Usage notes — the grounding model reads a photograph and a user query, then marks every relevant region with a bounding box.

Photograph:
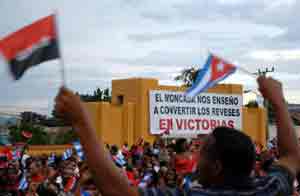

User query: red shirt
[126,171,139,186]
[175,154,197,175]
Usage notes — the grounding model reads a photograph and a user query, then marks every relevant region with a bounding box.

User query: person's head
[110,145,119,155]
[61,158,78,178]
[81,173,100,196]
[167,144,175,155]
[175,138,187,154]
[37,182,59,196]
[6,160,20,184]
[47,165,58,180]
[132,167,140,178]
[0,157,8,185]
[165,168,177,187]
[28,159,43,177]
[197,127,255,187]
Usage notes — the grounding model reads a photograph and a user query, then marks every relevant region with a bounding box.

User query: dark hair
[175,138,187,153]
[110,145,119,155]
[28,158,42,169]
[212,127,255,179]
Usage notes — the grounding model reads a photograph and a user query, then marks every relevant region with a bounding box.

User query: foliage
[79,87,111,102]
[245,100,259,108]
[174,67,200,87]
[41,116,68,127]
[51,87,111,119]
[9,123,79,145]
[9,123,51,145]
[292,113,300,126]
[54,130,78,145]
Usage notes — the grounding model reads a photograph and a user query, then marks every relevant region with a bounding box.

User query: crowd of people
[0,76,299,196]
[0,135,299,196]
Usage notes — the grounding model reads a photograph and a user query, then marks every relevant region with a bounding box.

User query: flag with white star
[186,54,237,97]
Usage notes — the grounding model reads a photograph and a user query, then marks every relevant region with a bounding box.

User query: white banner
[149,90,242,136]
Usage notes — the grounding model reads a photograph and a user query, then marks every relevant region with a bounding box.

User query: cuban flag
[81,190,91,196]
[186,54,237,97]
[112,153,126,167]
[138,173,153,188]
[48,153,56,165]
[62,149,73,160]
[18,175,28,190]
[73,141,84,161]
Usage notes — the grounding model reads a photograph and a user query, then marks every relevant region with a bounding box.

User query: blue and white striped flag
[73,141,84,161]
[62,149,73,160]
[18,175,28,190]
[48,153,56,165]
[138,173,152,188]
[114,155,126,166]
[81,190,91,196]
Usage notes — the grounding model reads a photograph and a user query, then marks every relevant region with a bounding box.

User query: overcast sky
[0,0,299,115]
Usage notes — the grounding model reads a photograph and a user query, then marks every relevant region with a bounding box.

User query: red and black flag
[0,14,60,80]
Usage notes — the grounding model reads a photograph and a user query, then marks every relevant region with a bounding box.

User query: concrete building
[85,78,267,147]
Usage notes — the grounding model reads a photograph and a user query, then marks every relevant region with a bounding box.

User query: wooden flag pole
[54,10,66,86]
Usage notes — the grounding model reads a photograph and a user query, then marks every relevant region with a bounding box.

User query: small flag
[186,54,236,97]
[18,175,28,190]
[73,141,84,161]
[62,149,73,160]
[182,176,192,192]
[112,154,126,167]
[138,173,153,188]
[136,138,144,146]
[64,176,77,192]
[12,150,21,161]
[48,153,56,165]
[81,190,92,196]
[0,14,59,80]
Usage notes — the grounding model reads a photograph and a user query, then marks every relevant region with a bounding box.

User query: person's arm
[257,76,300,175]
[55,87,139,196]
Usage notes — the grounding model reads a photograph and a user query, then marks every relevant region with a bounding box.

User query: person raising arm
[54,87,139,196]
[257,76,300,176]
[54,75,300,196]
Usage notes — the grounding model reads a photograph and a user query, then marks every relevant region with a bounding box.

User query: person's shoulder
[266,164,295,184]
[188,172,293,196]
[253,164,295,195]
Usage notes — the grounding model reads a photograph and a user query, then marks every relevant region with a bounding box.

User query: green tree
[95,88,103,100]
[79,87,111,102]
[9,123,51,145]
[174,67,200,87]
[50,87,111,125]
[245,100,259,108]
[103,88,111,102]
[54,130,78,144]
